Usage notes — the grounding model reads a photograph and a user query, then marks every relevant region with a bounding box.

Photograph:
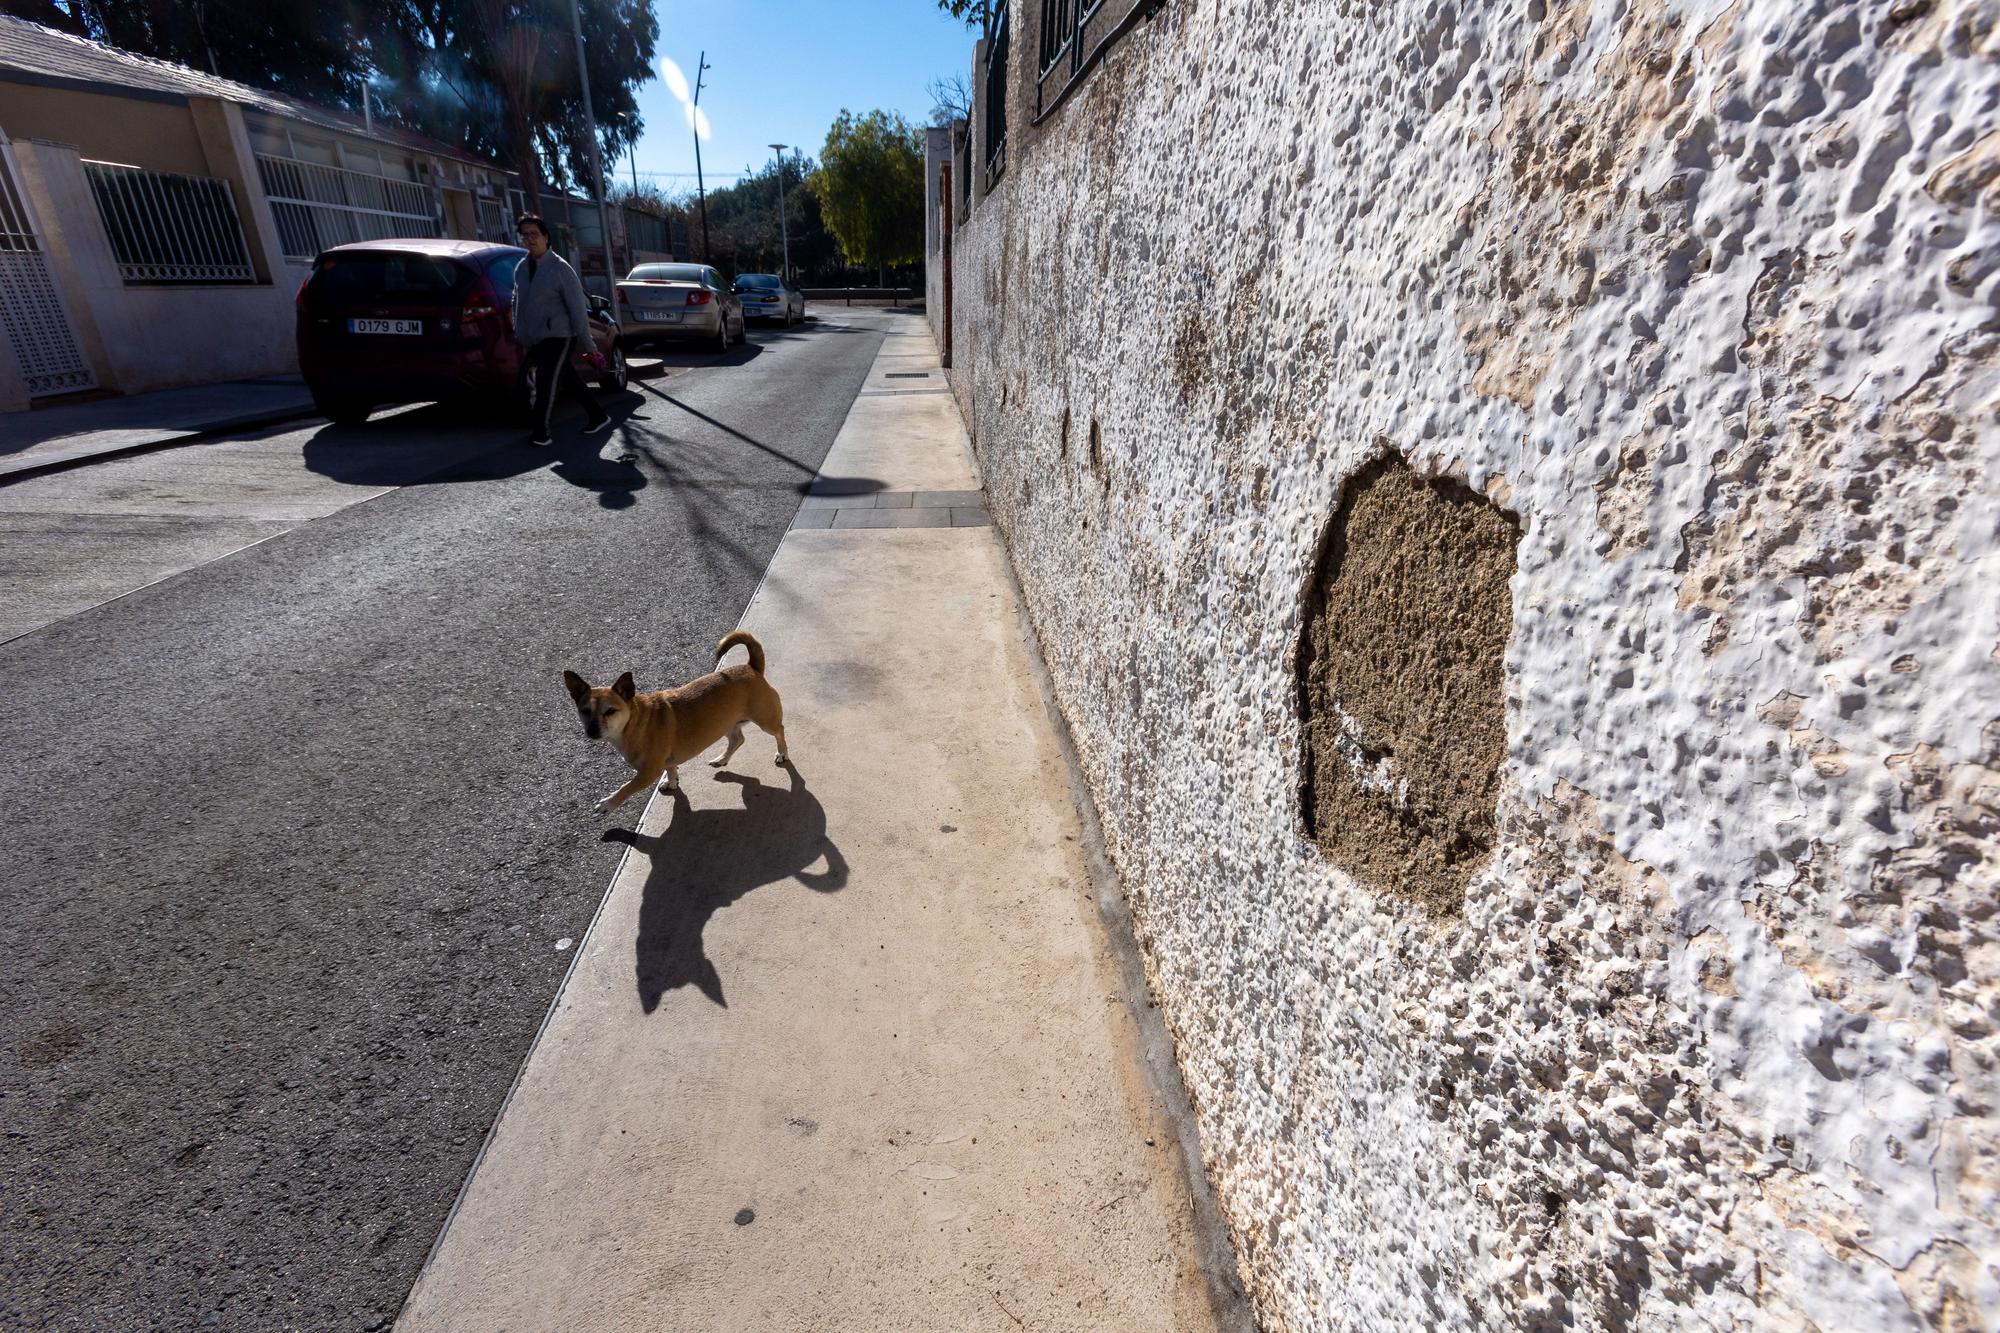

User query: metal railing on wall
[256,154,440,262]
[1033,0,1161,123]
[1038,0,1079,77]
[984,1,1011,187]
[82,160,256,285]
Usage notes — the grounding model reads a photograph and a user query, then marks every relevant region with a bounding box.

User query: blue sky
[617,1,979,195]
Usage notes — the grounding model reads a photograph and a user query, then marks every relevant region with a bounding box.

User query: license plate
[638,311,680,323]
[349,318,421,335]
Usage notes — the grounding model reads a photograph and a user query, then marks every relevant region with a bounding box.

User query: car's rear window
[309,253,476,304]
[628,264,705,283]
[487,254,523,294]
[736,274,781,289]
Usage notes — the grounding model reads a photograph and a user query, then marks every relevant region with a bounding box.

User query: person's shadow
[605,765,846,1012]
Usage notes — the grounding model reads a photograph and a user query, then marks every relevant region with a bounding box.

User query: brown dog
[562,630,789,814]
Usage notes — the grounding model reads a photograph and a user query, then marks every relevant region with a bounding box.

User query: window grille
[983,1,1011,187]
[82,161,256,284]
[476,196,511,244]
[256,153,440,262]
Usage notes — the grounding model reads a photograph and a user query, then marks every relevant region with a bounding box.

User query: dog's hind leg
[749,686,789,764]
[710,725,745,768]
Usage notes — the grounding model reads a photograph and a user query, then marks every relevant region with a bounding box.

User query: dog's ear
[562,670,589,702]
[612,671,636,701]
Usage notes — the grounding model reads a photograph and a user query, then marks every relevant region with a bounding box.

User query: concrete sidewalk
[399,313,1246,1331]
[0,376,320,483]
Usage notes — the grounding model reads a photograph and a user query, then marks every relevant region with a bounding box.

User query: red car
[296,239,627,426]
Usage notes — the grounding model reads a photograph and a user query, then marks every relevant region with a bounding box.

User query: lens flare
[660,57,690,104]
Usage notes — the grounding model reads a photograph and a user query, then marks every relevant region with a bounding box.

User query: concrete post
[187,98,286,287]
[970,38,991,209]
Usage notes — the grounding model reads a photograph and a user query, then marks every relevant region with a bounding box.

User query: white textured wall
[947,0,2000,1328]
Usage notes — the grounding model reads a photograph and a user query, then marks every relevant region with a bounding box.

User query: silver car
[732,273,806,326]
[613,262,744,351]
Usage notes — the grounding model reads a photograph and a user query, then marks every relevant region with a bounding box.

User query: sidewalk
[398,313,1247,1331]
[0,376,319,483]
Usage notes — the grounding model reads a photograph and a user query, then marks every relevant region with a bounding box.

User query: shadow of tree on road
[604,764,846,1012]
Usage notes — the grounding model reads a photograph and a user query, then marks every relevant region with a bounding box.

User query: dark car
[296,239,627,426]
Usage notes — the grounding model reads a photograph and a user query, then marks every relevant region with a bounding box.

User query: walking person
[512,214,612,445]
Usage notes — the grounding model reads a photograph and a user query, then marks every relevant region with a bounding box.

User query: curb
[0,403,324,486]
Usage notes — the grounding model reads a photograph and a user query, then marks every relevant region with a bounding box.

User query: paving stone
[829,507,952,529]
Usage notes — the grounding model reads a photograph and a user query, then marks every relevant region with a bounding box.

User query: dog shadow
[604,764,846,1012]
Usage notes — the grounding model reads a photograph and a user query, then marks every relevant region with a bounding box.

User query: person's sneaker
[582,416,613,436]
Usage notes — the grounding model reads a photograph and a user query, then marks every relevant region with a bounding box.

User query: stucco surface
[945,0,2000,1328]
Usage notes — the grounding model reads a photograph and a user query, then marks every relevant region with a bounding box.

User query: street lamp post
[615,109,639,197]
[692,52,711,262]
[768,143,790,282]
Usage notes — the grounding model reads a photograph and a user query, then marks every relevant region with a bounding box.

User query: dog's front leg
[657,764,681,794]
[595,763,664,815]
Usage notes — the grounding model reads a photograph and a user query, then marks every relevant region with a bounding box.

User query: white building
[0,15,519,407]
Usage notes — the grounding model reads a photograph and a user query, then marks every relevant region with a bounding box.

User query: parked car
[732,272,805,326]
[613,263,743,352]
[296,239,627,427]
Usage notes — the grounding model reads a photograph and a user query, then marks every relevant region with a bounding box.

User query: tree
[927,73,970,127]
[1,1,658,208]
[2,0,363,106]
[812,110,924,286]
[362,0,656,207]
[934,0,996,29]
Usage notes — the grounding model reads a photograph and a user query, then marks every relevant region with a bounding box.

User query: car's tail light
[294,277,310,308]
[686,289,712,306]
[616,287,629,305]
[461,281,500,323]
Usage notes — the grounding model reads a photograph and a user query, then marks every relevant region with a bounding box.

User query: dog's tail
[715,629,765,675]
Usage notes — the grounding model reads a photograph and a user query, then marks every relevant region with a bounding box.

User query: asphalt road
[0,316,885,1330]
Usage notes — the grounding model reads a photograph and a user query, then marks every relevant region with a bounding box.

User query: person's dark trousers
[526,336,608,441]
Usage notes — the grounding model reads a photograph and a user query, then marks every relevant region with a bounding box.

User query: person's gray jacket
[511,249,592,346]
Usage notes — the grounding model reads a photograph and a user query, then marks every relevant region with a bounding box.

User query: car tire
[600,342,628,391]
[313,393,371,427]
[715,315,730,354]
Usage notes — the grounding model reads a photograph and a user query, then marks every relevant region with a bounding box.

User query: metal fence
[256,153,439,261]
[624,207,669,255]
[1039,0,1077,75]
[1037,0,1105,111]
[984,1,1011,186]
[1,142,96,394]
[82,160,256,284]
